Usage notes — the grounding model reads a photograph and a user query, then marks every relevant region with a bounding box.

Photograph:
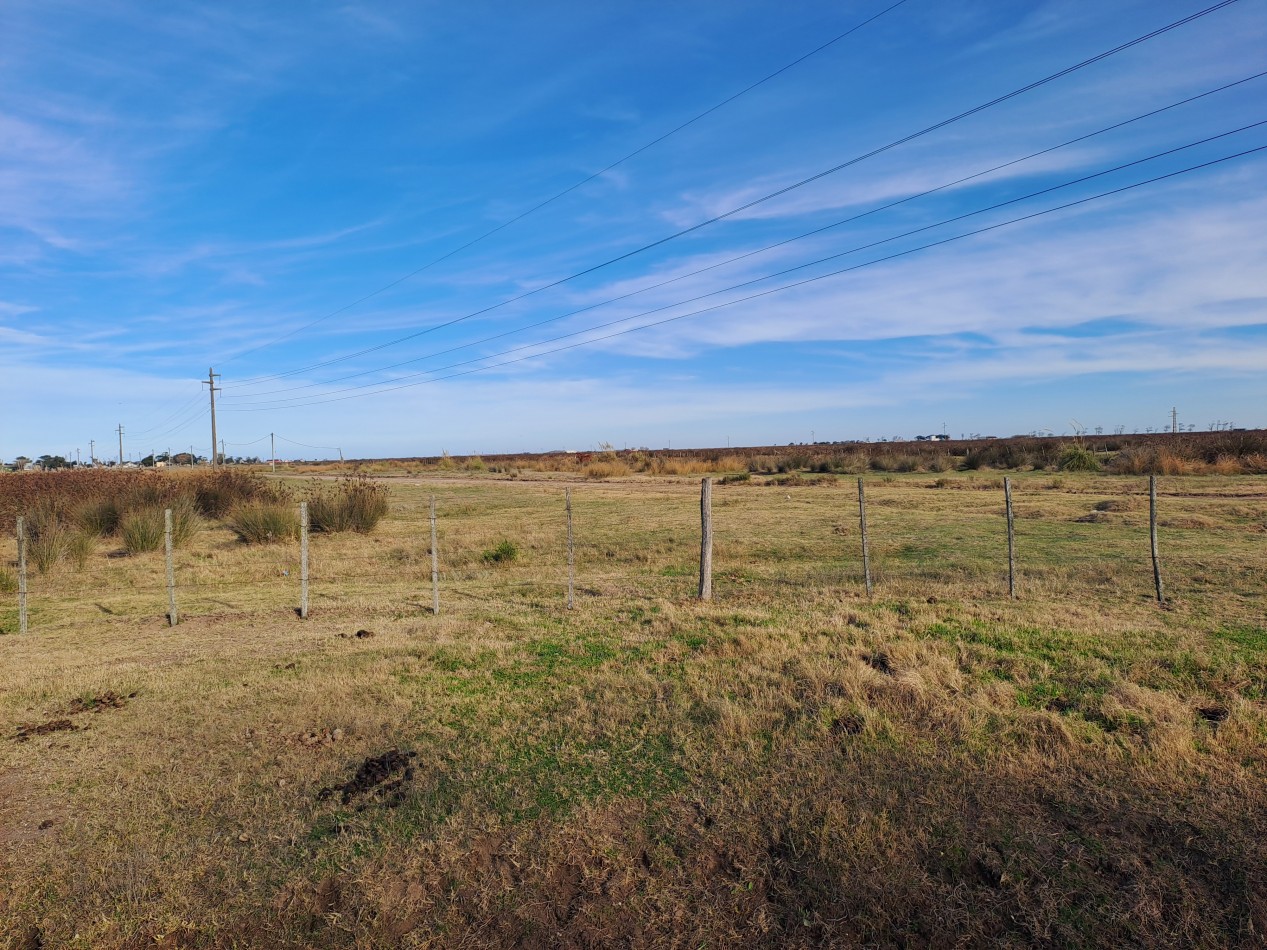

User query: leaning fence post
[164,508,178,626]
[1004,477,1017,599]
[857,479,873,598]
[299,501,310,619]
[16,516,28,634]
[698,477,713,601]
[565,488,575,610]
[429,495,440,616]
[1150,475,1164,605]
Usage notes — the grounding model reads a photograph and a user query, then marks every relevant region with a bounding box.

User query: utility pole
[1171,406,1178,434]
[271,433,276,473]
[89,440,95,465]
[202,368,221,466]
[117,424,125,465]
[220,438,226,465]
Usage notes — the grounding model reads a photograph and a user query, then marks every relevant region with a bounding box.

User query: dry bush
[585,460,631,479]
[182,468,284,518]
[228,501,300,544]
[72,498,120,537]
[307,476,390,533]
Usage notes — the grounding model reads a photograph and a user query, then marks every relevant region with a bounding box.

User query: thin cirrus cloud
[0,0,1265,459]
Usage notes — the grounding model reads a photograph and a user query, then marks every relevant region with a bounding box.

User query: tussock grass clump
[307,476,390,533]
[66,530,97,571]
[184,468,283,518]
[120,501,200,554]
[72,498,120,537]
[481,539,519,564]
[0,566,16,593]
[119,507,165,553]
[1059,445,1102,472]
[719,472,751,484]
[228,501,299,544]
[585,460,631,479]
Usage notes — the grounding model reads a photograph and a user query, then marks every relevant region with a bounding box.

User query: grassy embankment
[1,470,1265,947]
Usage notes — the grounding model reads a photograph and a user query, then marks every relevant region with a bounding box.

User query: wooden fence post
[299,501,310,619]
[698,477,713,601]
[165,508,178,626]
[857,479,873,598]
[1150,475,1164,605]
[429,495,440,616]
[1004,477,1016,599]
[565,488,575,610]
[16,516,28,634]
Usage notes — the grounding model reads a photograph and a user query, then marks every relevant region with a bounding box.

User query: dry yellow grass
[1,471,1265,947]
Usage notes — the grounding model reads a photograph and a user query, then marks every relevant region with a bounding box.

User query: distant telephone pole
[202,368,222,466]
[116,424,125,465]
[89,439,95,465]
[271,433,276,473]
[1171,406,1178,434]
[220,439,226,464]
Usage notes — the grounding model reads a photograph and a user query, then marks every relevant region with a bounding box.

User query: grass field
[2,470,1266,947]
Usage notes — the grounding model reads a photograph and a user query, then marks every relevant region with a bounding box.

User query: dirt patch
[14,719,80,742]
[862,651,894,676]
[1196,705,1229,725]
[318,749,416,807]
[290,727,345,748]
[65,690,135,714]
[1094,498,1143,513]
[338,629,376,639]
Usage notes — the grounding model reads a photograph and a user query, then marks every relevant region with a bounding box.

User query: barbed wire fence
[5,476,1265,634]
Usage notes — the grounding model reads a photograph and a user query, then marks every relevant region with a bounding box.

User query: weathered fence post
[299,501,310,619]
[164,508,178,626]
[1004,477,1016,599]
[698,477,713,601]
[1150,475,1164,605]
[429,494,440,616]
[16,516,28,634]
[565,488,575,610]
[857,478,873,598]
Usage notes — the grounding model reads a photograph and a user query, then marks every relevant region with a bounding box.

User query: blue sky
[2,0,1265,461]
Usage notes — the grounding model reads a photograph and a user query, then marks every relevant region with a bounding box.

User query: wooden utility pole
[89,439,95,465]
[117,424,125,465]
[698,478,713,601]
[202,368,221,466]
[271,433,276,473]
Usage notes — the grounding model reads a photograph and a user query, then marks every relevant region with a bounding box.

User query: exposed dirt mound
[66,690,135,714]
[318,749,416,807]
[14,720,79,742]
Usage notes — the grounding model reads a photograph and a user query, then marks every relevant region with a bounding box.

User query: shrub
[119,507,166,554]
[719,472,751,484]
[26,504,70,573]
[119,501,200,554]
[185,469,281,518]
[1058,445,1102,472]
[584,461,630,479]
[307,476,390,533]
[73,498,120,537]
[482,540,519,564]
[228,501,300,544]
[66,529,97,570]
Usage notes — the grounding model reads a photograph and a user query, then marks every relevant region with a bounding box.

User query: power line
[226,122,1267,406]
[224,70,1267,401]
[217,0,913,366]
[220,143,1267,413]
[224,0,1241,390]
